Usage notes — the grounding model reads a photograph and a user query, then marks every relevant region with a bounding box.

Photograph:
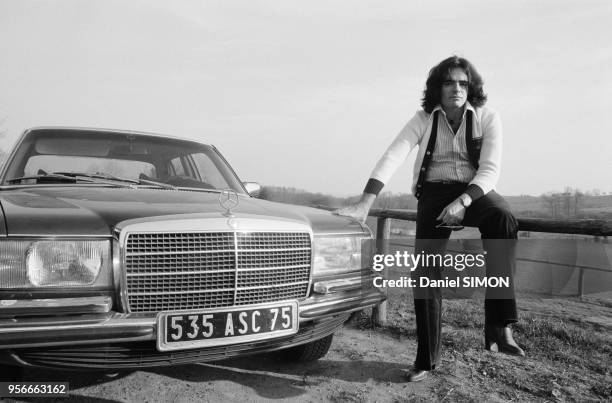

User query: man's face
[441,67,469,110]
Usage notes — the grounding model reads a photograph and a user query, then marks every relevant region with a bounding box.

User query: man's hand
[333,203,369,223]
[333,193,375,223]
[436,198,466,225]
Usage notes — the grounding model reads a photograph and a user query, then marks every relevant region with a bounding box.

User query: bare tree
[541,188,584,218]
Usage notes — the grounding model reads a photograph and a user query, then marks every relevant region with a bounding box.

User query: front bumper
[4,314,350,369]
[0,276,384,358]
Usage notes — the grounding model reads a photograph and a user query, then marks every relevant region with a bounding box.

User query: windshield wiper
[6,173,97,184]
[6,172,138,188]
[55,171,177,190]
[48,171,143,188]
[136,178,177,190]
[52,172,140,184]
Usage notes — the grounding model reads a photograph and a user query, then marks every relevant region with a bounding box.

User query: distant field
[506,194,612,218]
[262,186,612,220]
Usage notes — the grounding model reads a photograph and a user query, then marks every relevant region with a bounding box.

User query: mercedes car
[0,127,384,371]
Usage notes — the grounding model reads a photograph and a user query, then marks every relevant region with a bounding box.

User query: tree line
[260,186,612,220]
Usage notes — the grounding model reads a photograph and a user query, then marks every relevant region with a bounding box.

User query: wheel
[280,334,333,362]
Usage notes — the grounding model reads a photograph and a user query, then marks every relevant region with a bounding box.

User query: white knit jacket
[369,103,503,196]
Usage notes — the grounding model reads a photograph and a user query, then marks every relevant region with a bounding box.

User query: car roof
[23,126,212,147]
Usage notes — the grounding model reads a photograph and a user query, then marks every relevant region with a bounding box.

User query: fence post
[577,268,584,299]
[372,216,390,325]
[578,235,600,299]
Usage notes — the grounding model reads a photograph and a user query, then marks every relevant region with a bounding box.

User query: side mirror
[243,182,261,198]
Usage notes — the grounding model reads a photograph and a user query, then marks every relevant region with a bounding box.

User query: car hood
[0,186,366,236]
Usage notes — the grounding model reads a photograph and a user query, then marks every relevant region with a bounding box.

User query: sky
[0,0,611,197]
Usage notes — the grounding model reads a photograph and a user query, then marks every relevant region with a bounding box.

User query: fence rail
[313,205,612,325]
[369,209,612,236]
[366,208,612,325]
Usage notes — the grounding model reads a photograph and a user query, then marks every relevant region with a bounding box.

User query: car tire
[0,365,24,381]
[280,334,333,362]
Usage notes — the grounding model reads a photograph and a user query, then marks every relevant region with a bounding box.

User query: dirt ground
[3,326,461,403]
[3,296,611,402]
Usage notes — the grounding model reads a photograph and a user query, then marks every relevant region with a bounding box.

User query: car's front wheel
[0,365,24,381]
[279,334,333,362]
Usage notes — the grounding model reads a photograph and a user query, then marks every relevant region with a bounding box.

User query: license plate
[156,301,299,351]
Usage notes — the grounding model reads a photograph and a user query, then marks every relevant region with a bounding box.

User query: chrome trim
[118,247,310,256]
[0,315,155,349]
[0,184,250,195]
[156,300,299,352]
[116,216,314,313]
[313,232,373,237]
[237,264,309,272]
[218,189,240,217]
[299,288,385,320]
[237,281,309,291]
[0,296,112,314]
[4,315,346,369]
[0,234,114,239]
[233,228,239,305]
[0,313,153,333]
[238,247,311,252]
[313,277,363,294]
[124,249,238,256]
[113,237,129,313]
[127,269,235,276]
[116,216,314,234]
[308,231,314,299]
[129,289,234,296]
[0,288,385,349]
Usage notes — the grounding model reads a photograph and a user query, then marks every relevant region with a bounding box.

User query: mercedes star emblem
[219,189,239,217]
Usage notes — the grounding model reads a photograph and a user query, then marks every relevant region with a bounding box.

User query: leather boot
[402,368,430,382]
[485,325,525,357]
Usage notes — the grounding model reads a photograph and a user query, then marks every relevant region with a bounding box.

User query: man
[335,55,524,382]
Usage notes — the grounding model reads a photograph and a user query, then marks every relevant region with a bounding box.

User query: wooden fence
[367,209,612,325]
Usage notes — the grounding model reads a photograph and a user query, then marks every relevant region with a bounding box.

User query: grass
[348,290,612,401]
[515,314,611,375]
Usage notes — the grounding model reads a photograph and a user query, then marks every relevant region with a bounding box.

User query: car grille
[124,231,311,312]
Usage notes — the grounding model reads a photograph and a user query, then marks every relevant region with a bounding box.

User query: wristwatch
[458,194,472,208]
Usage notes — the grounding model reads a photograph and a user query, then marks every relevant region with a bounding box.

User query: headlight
[313,235,372,276]
[0,239,111,288]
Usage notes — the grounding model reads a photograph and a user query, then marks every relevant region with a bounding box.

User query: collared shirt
[424,105,477,183]
[367,102,503,197]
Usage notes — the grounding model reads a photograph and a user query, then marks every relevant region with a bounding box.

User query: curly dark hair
[421,56,487,113]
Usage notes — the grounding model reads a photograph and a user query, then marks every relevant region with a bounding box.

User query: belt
[425,180,468,185]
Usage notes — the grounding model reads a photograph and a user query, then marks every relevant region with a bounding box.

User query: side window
[169,157,186,176]
[191,153,231,189]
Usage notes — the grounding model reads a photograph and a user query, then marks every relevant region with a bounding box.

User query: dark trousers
[412,182,518,370]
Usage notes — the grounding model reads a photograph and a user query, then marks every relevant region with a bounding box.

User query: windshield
[24,156,157,179]
[1,129,246,194]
